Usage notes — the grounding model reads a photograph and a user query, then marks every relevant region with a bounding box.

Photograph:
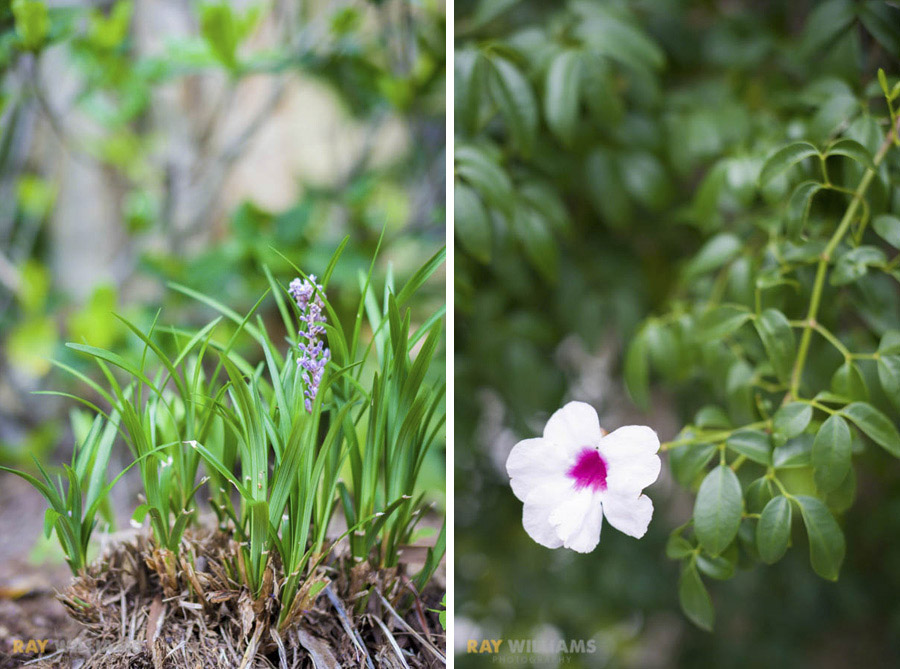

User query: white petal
[543,401,602,455]
[507,437,571,502]
[549,488,604,553]
[598,425,661,496]
[601,492,654,539]
[521,481,572,549]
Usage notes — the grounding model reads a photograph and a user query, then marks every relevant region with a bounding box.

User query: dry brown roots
[30,530,445,668]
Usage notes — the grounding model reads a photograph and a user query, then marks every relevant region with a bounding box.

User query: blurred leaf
[455,144,514,215]
[826,138,875,171]
[873,214,900,249]
[858,1,900,56]
[8,316,57,378]
[12,0,49,50]
[754,309,796,384]
[585,150,631,228]
[17,174,56,219]
[679,561,714,631]
[684,233,741,279]
[786,181,823,239]
[759,142,819,186]
[573,5,665,72]
[623,329,650,410]
[454,182,492,263]
[516,203,557,281]
[800,0,856,57]
[486,54,538,155]
[200,2,241,69]
[696,306,752,343]
[17,260,50,314]
[68,284,118,349]
[544,50,582,147]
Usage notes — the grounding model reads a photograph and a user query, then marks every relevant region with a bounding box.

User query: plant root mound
[26,529,444,668]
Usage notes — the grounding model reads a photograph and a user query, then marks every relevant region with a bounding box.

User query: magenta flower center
[567,447,608,492]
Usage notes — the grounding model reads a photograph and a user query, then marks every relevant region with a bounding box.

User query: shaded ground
[0,477,79,667]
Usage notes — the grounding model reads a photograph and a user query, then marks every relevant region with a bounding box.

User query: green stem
[789,120,898,398]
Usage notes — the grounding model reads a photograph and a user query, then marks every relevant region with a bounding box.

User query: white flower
[506,401,661,553]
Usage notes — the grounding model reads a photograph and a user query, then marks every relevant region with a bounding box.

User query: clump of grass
[1,238,446,663]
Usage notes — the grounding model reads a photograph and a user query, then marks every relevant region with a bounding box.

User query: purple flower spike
[289,275,330,412]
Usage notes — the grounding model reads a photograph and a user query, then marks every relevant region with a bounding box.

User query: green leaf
[877,348,900,411]
[678,562,714,631]
[669,442,716,487]
[697,553,735,580]
[8,316,58,378]
[800,0,856,56]
[754,309,796,384]
[585,151,631,228]
[746,477,775,513]
[759,142,820,186]
[725,430,772,465]
[544,50,582,147]
[487,54,538,155]
[694,465,743,556]
[694,406,732,430]
[786,181,823,238]
[455,144,514,214]
[826,138,876,171]
[574,8,665,72]
[773,403,813,440]
[757,495,792,564]
[831,361,868,402]
[468,0,520,29]
[795,495,845,581]
[773,434,814,469]
[695,306,753,343]
[12,0,49,50]
[873,214,900,249]
[878,68,890,99]
[455,50,488,136]
[841,402,900,458]
[454,182,492,263]
[859,1,900,57]
[581,56,623,126]
[666,534,694,559]
[623,330,650,410]
[684,233,742,279]
[831,246,885,287]
[516,204,557,282]
[812,414,852,493]
[200,3,240,69]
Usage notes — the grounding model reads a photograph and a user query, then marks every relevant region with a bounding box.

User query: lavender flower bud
[290,275,330,412]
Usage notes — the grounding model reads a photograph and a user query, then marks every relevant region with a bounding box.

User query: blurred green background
[454,0,900,667]
[0,0,445,558]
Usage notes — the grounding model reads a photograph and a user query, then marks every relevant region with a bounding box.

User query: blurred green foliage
[0,0,445,506]
[455,0,900,666]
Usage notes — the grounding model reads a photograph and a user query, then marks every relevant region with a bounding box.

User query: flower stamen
[567,447,608,492]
